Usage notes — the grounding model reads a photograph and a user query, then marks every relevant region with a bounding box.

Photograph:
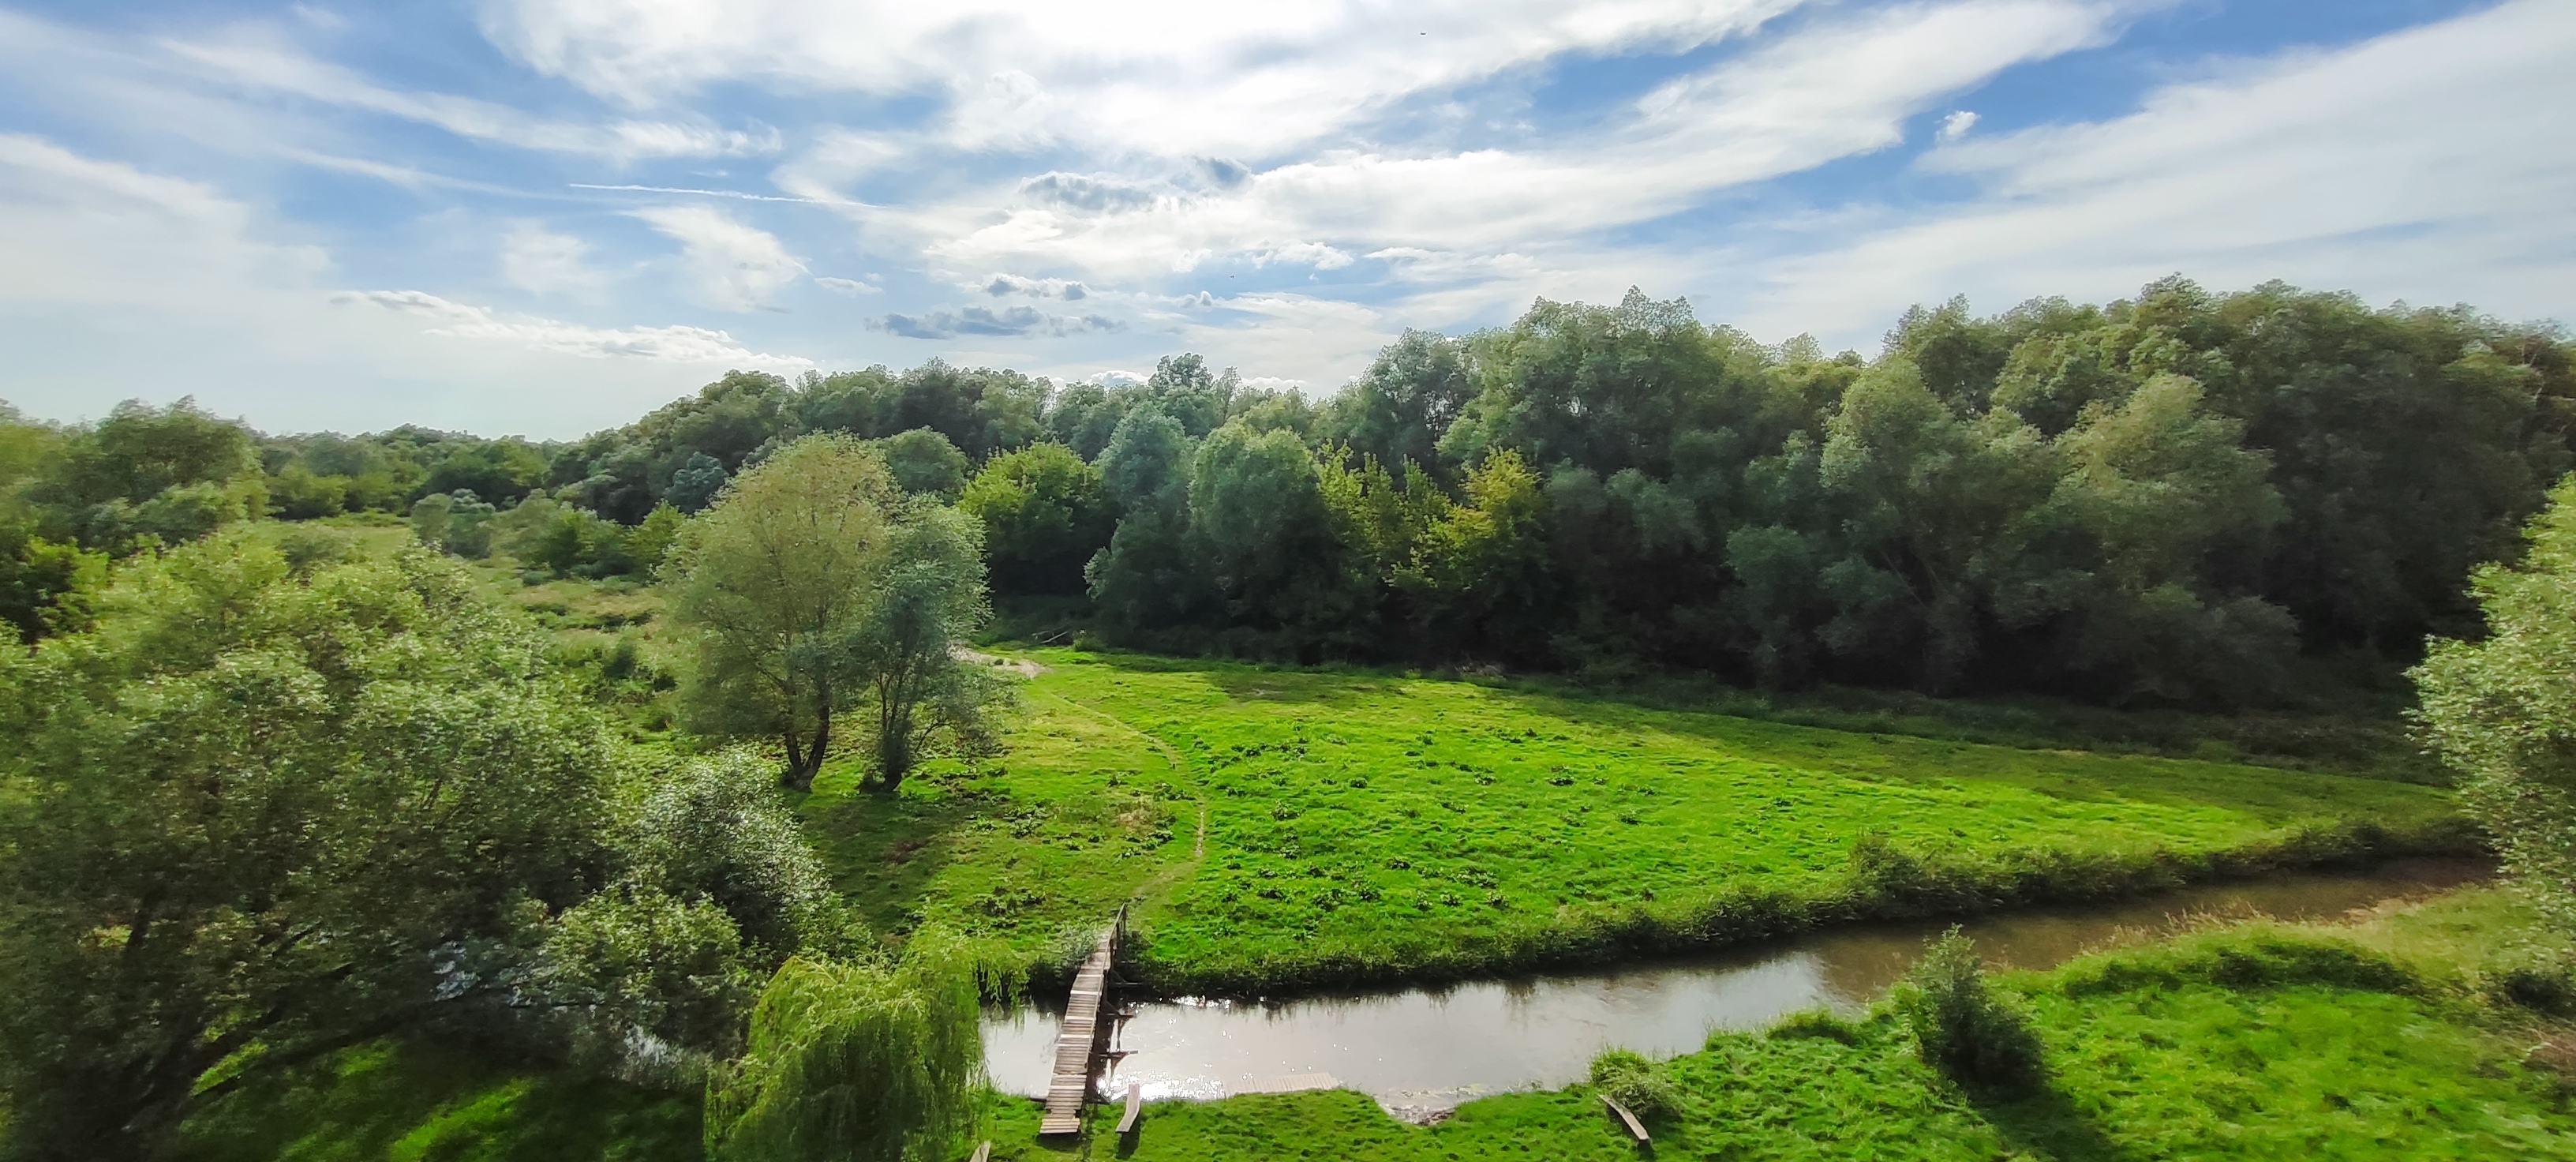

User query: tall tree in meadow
[668,435,902,789]
[840,504,1006,791]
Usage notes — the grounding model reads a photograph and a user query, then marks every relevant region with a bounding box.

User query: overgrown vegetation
[702,935,987,1162]
[1895,928,2047,1091]
[0,532,848,1159]
[2416,475,2576,928]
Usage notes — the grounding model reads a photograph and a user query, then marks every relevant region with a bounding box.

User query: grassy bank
[169,890,2574,1161]
[810,649,2466,993]
[977,887,2576,1161]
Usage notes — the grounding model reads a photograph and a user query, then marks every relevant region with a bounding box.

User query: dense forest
[5,276,2570,708]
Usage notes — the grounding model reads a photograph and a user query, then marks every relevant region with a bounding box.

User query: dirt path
[956,647,1047,678]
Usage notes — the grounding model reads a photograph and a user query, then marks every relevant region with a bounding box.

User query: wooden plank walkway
[1038,909,1125,1136]
[1602,1095,1650,1144]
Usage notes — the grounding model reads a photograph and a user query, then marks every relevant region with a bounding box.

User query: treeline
[5,276,2570,705]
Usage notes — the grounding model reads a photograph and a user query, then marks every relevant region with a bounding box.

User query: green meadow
[807,649,2463,992]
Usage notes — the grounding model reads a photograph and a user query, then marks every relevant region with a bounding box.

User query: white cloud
[630,204,807,310]
[0,133,794,436]
[899,0,2117,287]
[1936,110,1978,141]
[485,0,1806,156]
[339,289,813,365]
[1728,0,2576,343]
[814,276,882,294]
[1253,242,1354,271]
[159,26,778,159]
[500,223,604,295]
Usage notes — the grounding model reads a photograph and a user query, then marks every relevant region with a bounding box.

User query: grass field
[808,649,2466,991]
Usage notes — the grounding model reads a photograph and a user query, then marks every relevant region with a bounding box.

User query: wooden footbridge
[1038,906,1126,1136]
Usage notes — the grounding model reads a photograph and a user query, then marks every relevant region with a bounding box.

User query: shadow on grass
[1968,1082,2132,1162]
[803,782,990,935]
[175,1039,700,1162]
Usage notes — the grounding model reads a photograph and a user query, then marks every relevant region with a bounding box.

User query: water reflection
[981,859,2485,1110]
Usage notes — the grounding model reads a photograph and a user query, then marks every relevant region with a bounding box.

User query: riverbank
[976,884,2576,1160]
[982,858,2490,1109]
[808,649,2469,996]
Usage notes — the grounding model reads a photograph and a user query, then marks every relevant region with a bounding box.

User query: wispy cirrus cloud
[340,289,812,365]
[1726,0,2576,343]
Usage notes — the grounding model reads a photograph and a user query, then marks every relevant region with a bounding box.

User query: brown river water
[980,858,2488,1113]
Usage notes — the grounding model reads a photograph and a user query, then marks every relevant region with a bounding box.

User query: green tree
[0,532,814,1160]
[959,442,1117,596]
[1320,330,1479,480]
[627,502,687,579]
[0,524,103,644]
[871,428,972,499]
[1189,422,1348,643]
[703,933,986,1162]
[667,435,902,789]
[1401,450,1553,661]
[668,452,732,514]
[839,504,1006,790]
[2415,476,2576,924]
[1087,408,1210,635]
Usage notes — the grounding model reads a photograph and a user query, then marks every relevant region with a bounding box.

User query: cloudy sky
[0,0,2567,438]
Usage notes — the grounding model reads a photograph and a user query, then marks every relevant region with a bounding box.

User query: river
[980,858,2487,1115]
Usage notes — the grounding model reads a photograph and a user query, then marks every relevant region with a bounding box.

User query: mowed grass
[975,891,2576,1162]
[810,649,2462,991]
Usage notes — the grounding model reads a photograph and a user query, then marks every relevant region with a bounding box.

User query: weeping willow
[705,929,994,1161]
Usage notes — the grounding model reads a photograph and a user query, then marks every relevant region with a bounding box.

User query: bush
[1765,1008,1861,1044]
[2487,949,2576,1016]
[1893,928,2046,1092]
[1587,1048,1679,1120]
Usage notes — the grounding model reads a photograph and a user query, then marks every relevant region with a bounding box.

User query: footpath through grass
[810,650,2463,991]
[974,886,2576,1162]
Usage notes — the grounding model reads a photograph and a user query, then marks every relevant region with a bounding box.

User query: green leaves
[0,532,844,1158]
[2415,475,2576,926]
[704,933,987,1162]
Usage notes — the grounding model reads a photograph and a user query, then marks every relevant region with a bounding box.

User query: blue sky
[0,0,2565,438]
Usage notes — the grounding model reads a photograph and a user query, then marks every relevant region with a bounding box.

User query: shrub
[1765,1008,1861,1044]
[2487,949,2576,1016]
[1893,928,2046,1092]
[1588,1048,1679,1120]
